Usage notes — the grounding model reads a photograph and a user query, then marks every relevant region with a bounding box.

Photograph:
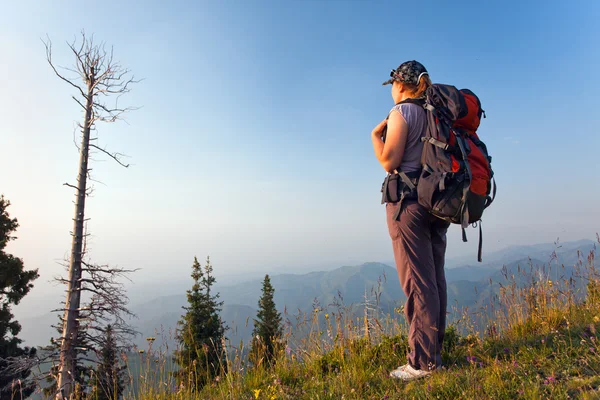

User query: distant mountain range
[19,239,596,351]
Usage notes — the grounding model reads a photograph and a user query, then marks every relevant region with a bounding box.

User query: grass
[33,242,600,400]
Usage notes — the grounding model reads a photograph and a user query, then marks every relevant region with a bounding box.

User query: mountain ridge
[17,239,596,349]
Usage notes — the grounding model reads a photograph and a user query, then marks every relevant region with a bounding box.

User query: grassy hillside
[114,243,600,400]
[20,240,599,399]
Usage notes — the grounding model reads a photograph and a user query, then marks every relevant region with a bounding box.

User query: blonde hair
[402,74,432,99]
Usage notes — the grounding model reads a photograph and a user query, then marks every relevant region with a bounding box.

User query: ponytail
[403,74,432,99]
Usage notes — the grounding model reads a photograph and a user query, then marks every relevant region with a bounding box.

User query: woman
[371,60,450,381]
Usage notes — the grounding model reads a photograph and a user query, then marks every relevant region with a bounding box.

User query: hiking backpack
[417,84,496,262]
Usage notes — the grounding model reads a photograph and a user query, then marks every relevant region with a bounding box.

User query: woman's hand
[371,118,388,138]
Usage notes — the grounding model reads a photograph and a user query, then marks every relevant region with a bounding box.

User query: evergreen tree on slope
[250,274,283,367]
[0,195,39,400]
[174,256,227,390]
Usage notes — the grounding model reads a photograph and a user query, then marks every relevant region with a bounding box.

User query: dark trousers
[386,200,450,371]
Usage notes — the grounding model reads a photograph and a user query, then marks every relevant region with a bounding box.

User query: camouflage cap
[382,60,428,86]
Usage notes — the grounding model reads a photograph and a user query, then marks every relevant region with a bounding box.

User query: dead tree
[43,31,140,399]
[42,255,139,398]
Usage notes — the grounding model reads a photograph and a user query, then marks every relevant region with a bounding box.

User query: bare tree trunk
[56,69,95,399]
[44,33,140,399]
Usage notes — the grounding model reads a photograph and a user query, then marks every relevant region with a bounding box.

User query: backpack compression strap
[478,221,483,263]
[485,177,497,209]
[391,170,418,221]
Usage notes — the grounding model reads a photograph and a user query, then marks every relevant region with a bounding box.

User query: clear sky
[1,0,599,309]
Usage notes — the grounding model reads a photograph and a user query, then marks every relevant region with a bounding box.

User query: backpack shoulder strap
[397,97,426,107]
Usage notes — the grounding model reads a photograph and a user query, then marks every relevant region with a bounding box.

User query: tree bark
[56,67,95,400]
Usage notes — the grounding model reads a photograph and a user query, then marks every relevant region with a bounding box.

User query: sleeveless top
[389,102,427,173]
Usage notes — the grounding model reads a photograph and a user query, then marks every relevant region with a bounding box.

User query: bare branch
[71,96,87,110]
[63,182,79,191]
[43,36,88,99]
[89,144,130,168]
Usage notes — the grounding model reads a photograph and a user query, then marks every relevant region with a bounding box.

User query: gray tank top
[389,102,427,173]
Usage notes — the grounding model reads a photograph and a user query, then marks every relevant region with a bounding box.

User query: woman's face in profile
[391,81,402,103]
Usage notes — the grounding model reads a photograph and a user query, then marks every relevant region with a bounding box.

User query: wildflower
[503,348,510,354]
[513,360,518,368]
[427,383,432,391]
[548,280,553,287]
[590,347,596,353]
[594,316,600,323]
[543,376,556,385]
[138,350,145,354]
[325,313,329,319]
[254,389,261,399]
[285,346,292,355]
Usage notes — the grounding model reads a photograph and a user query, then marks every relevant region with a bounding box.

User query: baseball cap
[382,60,428,86]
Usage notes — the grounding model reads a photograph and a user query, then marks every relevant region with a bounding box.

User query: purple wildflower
[503,348,510,354]
[513,360,518,368]
[427,383,432,391]
[286,346,292,355]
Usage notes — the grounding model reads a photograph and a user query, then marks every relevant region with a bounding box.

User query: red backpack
[417,84,496,262]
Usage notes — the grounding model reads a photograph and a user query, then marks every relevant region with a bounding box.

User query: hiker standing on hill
[371,60,450,381]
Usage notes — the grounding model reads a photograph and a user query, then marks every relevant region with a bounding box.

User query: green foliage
[250,274,284,368]
[90,325,128,400]
[0,195,39,400]
[173,256,228,391]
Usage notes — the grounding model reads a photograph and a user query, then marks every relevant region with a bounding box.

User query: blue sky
[1,0,599,308]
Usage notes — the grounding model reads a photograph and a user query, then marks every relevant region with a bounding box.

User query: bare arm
[371,109,408,172]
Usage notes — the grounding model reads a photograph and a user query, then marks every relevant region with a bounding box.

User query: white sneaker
[388,363,410,376]
[389,363,432,381]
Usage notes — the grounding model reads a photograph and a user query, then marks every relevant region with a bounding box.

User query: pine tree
[0,195,39,400]
[250,274,283,367]
[174,256,228,390]
[90,325,127,400]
